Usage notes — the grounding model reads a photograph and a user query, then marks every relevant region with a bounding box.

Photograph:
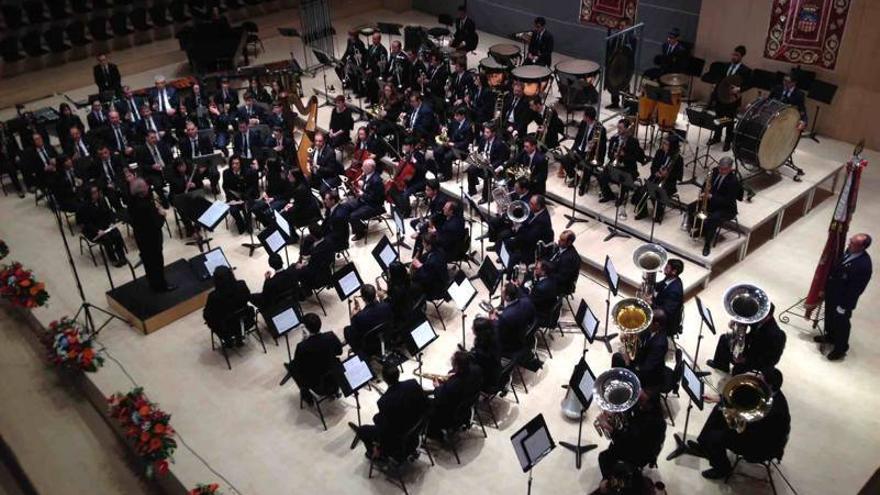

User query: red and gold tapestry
[764,0,852,70]
[580,0,638,30]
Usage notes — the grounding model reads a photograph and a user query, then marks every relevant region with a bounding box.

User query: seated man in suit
[91,144,126,211]
[404,92,437,142]
[707,303,786,376]
[432,201,465,257]
[544,229,579,296]
[696,156,741,256]
[87,100,110,131]
[611,309,668,392]
[93,52,122,95]
[307,132,344,191]
[426,350,483,440]
[222,155,259,234]
[251,255,297,311]
[411,231,449,300]
[344,284,393,357]
[484,178,532,244]
[150,75,179,116]
[598,119,645,210]
[291,313,343,402]
[351,363,429,461]
[501,82,530,140]
[216,77,240,108]
[135,130,174,207]
[117,86,143,124]
[493,282,537,358]
[597,392,667,479]
[105,111,135,160]
[136,104,171,143]
[235,92,266,125]
[180,121,218,191]
[522,259,558,322]
[320,190,351,252]
[232,120,263,165]
[348,159,385,241]
[562,106,606,195]
[769,73,808,131]
[517,136,548,195]
[466,123,509,203]
[66,127,95,159]
[48,156,85,212]
[291,226,336,299]
[652,258,684,335]
[431,106,473,181]
[266,126,298,170]
[503,194,554,268]
[76,184,127,267]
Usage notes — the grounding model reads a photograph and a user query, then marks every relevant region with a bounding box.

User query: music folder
[371,235,398,272]
[258,227,287,254]
[197,200,230,231]
[510,414,556,472]
[407,318,439,355]
[189,247,231,281]
[574,299,600,344]
[603,255,620,296]
[332,263,363,301]
[273,209,292,240]
[269,305,302,337]
[477,256,501,295]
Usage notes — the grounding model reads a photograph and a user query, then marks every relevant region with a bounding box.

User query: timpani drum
[488,43,521,65]
[555,59,600,106]
[479,57,509,89]
[512,65,552,96]
[733,97,802,171]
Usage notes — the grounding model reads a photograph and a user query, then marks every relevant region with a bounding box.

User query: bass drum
[733,97,801,171]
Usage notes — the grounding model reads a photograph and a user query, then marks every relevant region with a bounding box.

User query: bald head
[130,178,149,197]
[849,233,872,254]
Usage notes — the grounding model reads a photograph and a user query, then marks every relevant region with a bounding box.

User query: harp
[286,85,319,178]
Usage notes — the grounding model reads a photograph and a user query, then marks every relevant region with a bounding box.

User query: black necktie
[115,127,124,149]
[104,160,114,179]
[191,139,197,158]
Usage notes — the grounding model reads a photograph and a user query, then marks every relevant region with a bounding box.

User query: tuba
[722,283,771,361]
[721,372,773,433]
[593,367,641,438]
[612,298,653,361]
[633,243,668,302]
[507,199,530,225]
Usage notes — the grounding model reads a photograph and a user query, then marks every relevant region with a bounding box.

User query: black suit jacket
[311,146,343,186]
[448,119,474,151]
[203,281,252,334]
[360,172,385,209]
[87,110,110,131]
[323,203,351,251]
[436,214,465,255]
[149,87,179,113]
[104,124,134,154]
[501,94,530,136]
[736,317,786,375]
[707,169,741,217]
[633,331,668,388]
[93,63,122,93]
[235,104,266,124]
[374,379,429,458]
[653,277,683,332]
[349,300,393,351]
[413,249,448,300]
[529,276,558,317]
[547,246,579,295]
[406,104,437,139]
[452,17,478,51]
[607,135,644,178]
[216,87,240,108]
[76,198,118,239]
[431,364,483,428]
[477,136,509,168]
[769,85,808,124]
[90,155,125,187]
[470,86,495,124]
[514,209,554,264]
[451,71,475,101]
[258,267,298,310]
[572,121,607,166]
[712,62,752,113]
[232,130,264,159]
[527,30,554,66]
[656,42,688,73]
[136,114,169,138]
[519,151,548,194]
[180,135,214,161]
[292,332,343,391]
[116,96,145,122]
[135,142,174,179]
[497,297,536,354]
[825,252,872,310]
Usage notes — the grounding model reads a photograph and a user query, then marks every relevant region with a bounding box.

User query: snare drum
[479,57,509,89]
[488,43,521,65]
[512,65,552,96]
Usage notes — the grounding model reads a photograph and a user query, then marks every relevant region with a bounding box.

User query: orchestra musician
[349,363,429,461]
[707,46,752,151]
[66,127,94,159]
[233,120,263,167]
[590,460,664,495]
[598,119,645,212]
[216,77,240,108]
[431,106,473,181]
[652,259,684,336]
[117,86,144,124]
[308,132,344,191]
[150,75,179,116]
[387,136,425,217]
[265,101,290,133]
[288,223,336,300]
[483,177,532,244]
[347,159,384,241]
[136,105,169,141]
[466,123,508,203]
[519,259,557,320]
[23,132,59,192]
[633,135,683,222]
[645,28,688,80]
[127,178,174,292]
[167,160,200,237]
[543,230,580,295]
[328,95,354,148]
[105,111,135,160]
[694,156,741,257]
[180,122,214,163]
[816,233,873,361]
[769,74,808,130]
[186,82,208,113]
[0,121,24,197]
[493,282,537,358]
[425,350,483,440]
[501,83,530,140]
[290,313,343,402]
[384,40,410,91]
[596,392,667,481]
[222,155,259,234]
[449,60,475,107]
[337,29,367,94]
[502,194,553,267]
[465,74,495,127]
[55,103,85,156]
[526,17,554,67]
[420,51,449,103]
[468,317,502,392]
[236,92,266,125]
[406,49,428,96]
[135,130,173,207]
[76,184,128,267]
[364,33,389,102]
[707,303,786,375]
[411,231,449,301]
[48,156,84,213]
[451,5,478,52]
[404,92,437,142]
[563,107,606,195]
[93,53,122,95]
[373,83,405,138]
[431,201,466,256]
[527,96,564,151]
[344,284,393,357]
[611,309,668,391]
[87,100,110,131]
[203,265,252,348]
[91,144,126,211]
[692,369,790,480]
[516,136,548,195]
[385,261,419,333]
[266,126,298,169]
[320,191,351,252]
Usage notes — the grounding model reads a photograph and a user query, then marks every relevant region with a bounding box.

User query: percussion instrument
[656,89,682,129]
[637,80,682,129]
[488,43,521,65]
[359,26,376,37]
[479,57,509,89]
[659,73,688,91]
[716,74,744,105]
[733,97,801,171]
[555,59,601,106]
[511,65,552,97]
[637,81,659,125]
[605,43,635,93]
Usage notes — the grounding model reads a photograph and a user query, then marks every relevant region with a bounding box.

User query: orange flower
[149,437,162,452]
[138,405,151,416]
[19,279,31,287]
[82,348,94,360]
[153,423,166,434]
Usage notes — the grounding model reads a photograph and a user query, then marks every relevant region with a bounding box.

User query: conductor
[128,178,175,292]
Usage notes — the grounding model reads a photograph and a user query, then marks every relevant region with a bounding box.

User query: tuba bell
[507,199,530,225]
[593,367,641,437]
[632,243,668,302]
[612,298,653,361]
[722,283,771,361]
[721,372,773,433]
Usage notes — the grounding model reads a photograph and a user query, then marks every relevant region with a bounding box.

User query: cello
[384,151,417,203]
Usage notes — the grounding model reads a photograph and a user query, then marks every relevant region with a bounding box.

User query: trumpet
[721,372,773,433]
[593,367,641,438]
[722,283,771,361]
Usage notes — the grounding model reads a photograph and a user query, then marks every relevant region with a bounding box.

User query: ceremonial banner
[764,0,852,70]
[580,0,638,30]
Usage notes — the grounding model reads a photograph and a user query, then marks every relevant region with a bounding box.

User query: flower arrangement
[43,317,103,372]
[108,387,177,478]
[189,483,221,495]
[0,262,49,308]
[0,240,8,261]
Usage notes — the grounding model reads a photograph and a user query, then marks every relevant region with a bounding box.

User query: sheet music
[266,231,286,253]
[683,363,702,403]
[339,271,361,298]
[271,308,300,335]
[581,306,599,339]
[274,209,290,237]
[523,428,552,465]
[605,257,619,292]
[203,249,229,275]
[198,201,230,228]
[511,429,530,471]
[343,356,372,390]
[577,369,595,404]
[379,243,398,268]
[499,242,510,268]
[411,320,436,351]
[93,223,119,240]
[448,277,476,311]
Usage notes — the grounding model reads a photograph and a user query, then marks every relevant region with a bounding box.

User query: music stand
[692,295,717,378]
[749,69,779,95]
[511,414,556,495]
[498,240,512,275]
[564,150,591,228]
[197,200,230,232]
[477,256,502,298]
[311,48,339,107]
[257,227,287,256]
[559,357,598,468]
[603,168,633,241]
[683,107,721,186]
[337,354,375,429]
[447,270,477,348]
[806,79,837,143]
[595,255,619,352]
[466,194,489,258]
[268,302,303,386]
[406,318,439,387]
[271,209,294,265]
[188,246,230,281]
[391,207,411,250]
[570,299,600,347]
[666,360,705,460]
[333,262,363,302]
[371,234,399,272]
[376,22,402,43]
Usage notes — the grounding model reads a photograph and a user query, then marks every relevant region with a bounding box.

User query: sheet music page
[274,209,291,237]
[411,320,435,350]
[511,429,530,471]
[379,244,398,267]
[448,278,476,311]
[499,242,510,268]
[582,306,599,339]
[393,209,406,232]
[343,356,372,390]
[684,363,702,401]
[266,231,286,253]
[605,257,619,292]
[577,369,595,404]
[94,223,119,240]
[203,249,229,275]
[523,428,552,465]
[271,308,300,335]
[339,271,361,298]
[198,201,229,227]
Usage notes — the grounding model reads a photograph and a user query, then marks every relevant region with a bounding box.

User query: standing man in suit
[817,233,873,361]
[93,53,122,95]
[646,28,687,79]
[150,75,178,116]
[708,46,751,151]
[466,123,508,202]
[526,17,554,67]
[351,364,429,461]
[698,156,741,256]
[344,284,393,356]
[291,313,343,401]
[451,5,478,52]
[708,303,785,374]
[518,136,548,195]
[348,159,384,241]
[652,259,684,335]
[612,309,669,392]
[769,73,808,131]
[127,178,174,292]
[563,107,606,195]
[545,230,580,296]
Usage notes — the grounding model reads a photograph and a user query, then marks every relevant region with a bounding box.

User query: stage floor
[2,6,880,495]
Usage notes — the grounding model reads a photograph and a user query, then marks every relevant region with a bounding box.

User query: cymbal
[659,73,689,87]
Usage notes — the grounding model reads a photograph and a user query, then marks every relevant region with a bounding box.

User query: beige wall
[693,0,880,150]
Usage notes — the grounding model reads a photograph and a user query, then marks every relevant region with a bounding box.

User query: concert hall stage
[106,258,214,334]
